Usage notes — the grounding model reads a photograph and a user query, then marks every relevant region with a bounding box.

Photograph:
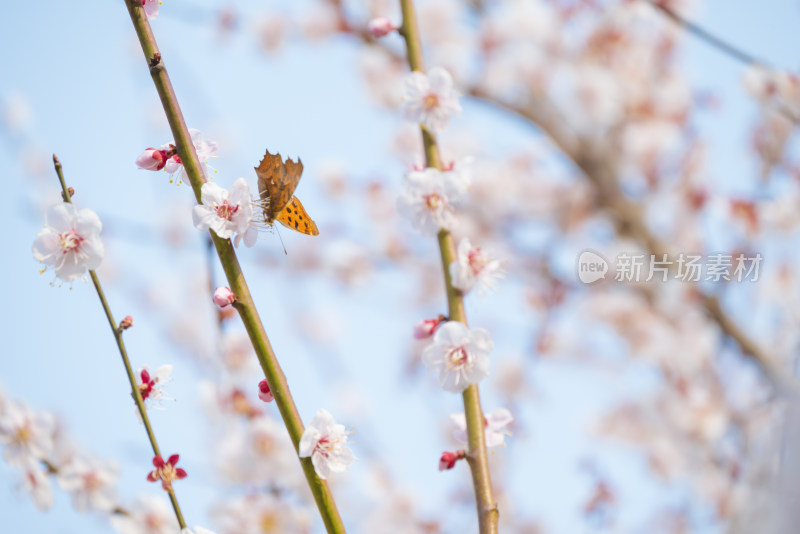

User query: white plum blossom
[397,167,467,235]
[211,493,311,533]
[450,238,504,295]
[215,415,302,487]
[421,321,492,393]
[450,408,513,448]
[402,67,462,133]
[32,203,104,283]
[743,65,800,117]
[299,409,354,480]
[142,0,161,20]
[0,401,55,467]
[110,495,175,534]
[192,178,258,247]
[19,459,54,510]
[56,456,118,513]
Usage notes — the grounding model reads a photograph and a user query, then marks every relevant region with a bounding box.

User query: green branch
[53,155,186,530]
[120,3,346,532]
[398,1,499,532]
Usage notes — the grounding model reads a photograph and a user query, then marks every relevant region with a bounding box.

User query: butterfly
[255,150,319,236]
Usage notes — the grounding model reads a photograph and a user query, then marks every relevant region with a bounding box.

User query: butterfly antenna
[275,225,288,255]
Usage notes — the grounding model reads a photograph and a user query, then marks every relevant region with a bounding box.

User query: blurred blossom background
[2,0,800,533]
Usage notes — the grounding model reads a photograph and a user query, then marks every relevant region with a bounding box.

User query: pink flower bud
[119,315,134,330]
[368,17,396,38]
[213,287,236,309]
[135,148,167,171]
[413,315,446,339]
[258,379,274,403]
[439,450,465,471]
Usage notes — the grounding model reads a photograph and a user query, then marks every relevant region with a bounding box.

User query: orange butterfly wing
[275,196,320,236]
[255,150,319,236]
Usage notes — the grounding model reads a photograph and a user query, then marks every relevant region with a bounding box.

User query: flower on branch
[397,167,467,235]
[56,456,119,513]
[402,67,462,133]
[257,379,274,403]
[421,321,492,393]
[298,409,354,480]
[450,238,505,295]
[166,129,217,183]
[438,450,466,471]
[192,178,258,247]
[32,203,105,283]
[413,315,446,339]
[20,459,54,510]
[119,315,134,330]
[142,0,162,20]
[146,454,187,491]
[110,495,174,534]
[212,493,311,533]
[213,287,236,309]
[0,400,55,467]
[450,408,513,448]
[135,148,169,171]
[136,365,173,409]
[742,65,800,118]
[140,129,217,184]
[225,388,262,418]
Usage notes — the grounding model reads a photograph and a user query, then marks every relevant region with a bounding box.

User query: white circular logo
[577,250,608,284]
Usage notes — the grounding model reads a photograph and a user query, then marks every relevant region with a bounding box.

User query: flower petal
[433,321,469,347]
[45,203,76,232]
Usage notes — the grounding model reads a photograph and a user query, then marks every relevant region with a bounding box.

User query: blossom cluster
[0,385,218,534]
[394,64,514,466]
[136,129,217,185]
[0,390,117,514]
[136,130,265,248]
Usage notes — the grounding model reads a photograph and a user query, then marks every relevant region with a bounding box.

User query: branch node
[484,503,499,515]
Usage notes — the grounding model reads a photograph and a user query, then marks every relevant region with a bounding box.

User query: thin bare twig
[53,155,187,529]
[650,1,761,66]
[397,1,499,532]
